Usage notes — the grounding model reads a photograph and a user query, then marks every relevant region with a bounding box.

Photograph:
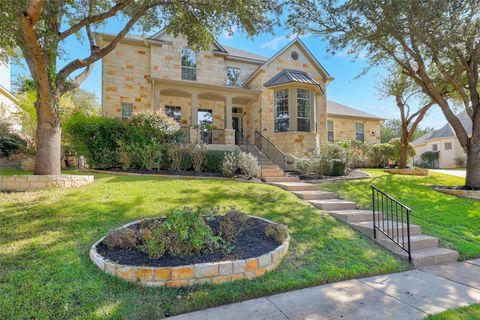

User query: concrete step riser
[352,224,422,239]
[263,177,300,183]
[294,192,337,200]
[282,185,317,191]
[261,172,285,177]
[378,237,439,252]
[329,211,373,223]
[310,202,357,211]
[412,251,459,268]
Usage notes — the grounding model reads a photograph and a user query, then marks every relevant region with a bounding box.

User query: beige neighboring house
[413,112,472,168]
[98,31,383,159]
[0,59,22,132]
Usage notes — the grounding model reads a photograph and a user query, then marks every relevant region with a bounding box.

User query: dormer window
[181,48,196,81]
[226,67,241,87]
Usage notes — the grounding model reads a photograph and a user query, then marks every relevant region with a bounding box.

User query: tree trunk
[465,143,480,189]
[399,126,409,169]
[34,99,61,175]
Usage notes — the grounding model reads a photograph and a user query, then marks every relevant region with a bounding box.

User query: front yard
[0,170,406,319]
[320,169,480,260]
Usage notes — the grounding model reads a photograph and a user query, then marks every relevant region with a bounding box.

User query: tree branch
[58,1,131,39]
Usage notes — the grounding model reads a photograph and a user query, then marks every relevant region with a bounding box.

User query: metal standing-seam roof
[264,69,320,87]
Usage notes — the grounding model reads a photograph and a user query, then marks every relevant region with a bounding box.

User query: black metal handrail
[371,185,412,262]
[254,131,286,171]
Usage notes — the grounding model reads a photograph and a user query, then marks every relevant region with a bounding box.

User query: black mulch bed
[96,217,278,267]
[436,185,480,191]
[106,167,223,177]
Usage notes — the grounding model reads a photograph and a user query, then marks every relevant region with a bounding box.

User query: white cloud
[260,33,307,51]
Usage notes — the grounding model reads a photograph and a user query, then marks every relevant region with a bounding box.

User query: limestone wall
[0,175,94,191]
[327,116,381,144]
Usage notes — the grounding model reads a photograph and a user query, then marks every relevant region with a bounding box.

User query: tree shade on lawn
[319,169,480,260]
[0,171,405,319]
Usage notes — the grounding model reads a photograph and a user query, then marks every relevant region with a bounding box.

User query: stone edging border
[384,168,429,176]
[0,174,94,191]
[89,216,290,287]
[82,169,229,180]
[434,186,480,200]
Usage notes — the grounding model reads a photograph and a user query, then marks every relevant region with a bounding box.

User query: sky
[10,15,448,129]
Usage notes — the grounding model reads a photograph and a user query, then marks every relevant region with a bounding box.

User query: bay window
[274,89,289,132]
[297,89,311,132]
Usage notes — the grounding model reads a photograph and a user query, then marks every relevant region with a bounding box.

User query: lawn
[426,304,480,320]
[0,170,406,319]
[319,169,480,260]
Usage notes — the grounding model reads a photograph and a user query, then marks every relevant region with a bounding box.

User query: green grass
[425,304,480,319]
[0,170,407,319]
[320,169,480,260]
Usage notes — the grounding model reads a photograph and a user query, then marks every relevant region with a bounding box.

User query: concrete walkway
[431,169,466,178]
[171,260,480,320]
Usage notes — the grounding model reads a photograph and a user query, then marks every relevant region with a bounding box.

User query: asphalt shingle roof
[222,46,268,62]
[327,100,384,120]
[413,111,472,145]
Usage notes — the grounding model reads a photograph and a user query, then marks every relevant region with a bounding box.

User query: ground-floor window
[198,109,213,144]
[297,89,311,132]
[165,105,181,122]
[355,122,364,142]
[121,102,133,120]
[327,120,334,142]
[274,89,289,132]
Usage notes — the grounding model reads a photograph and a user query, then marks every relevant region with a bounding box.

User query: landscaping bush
[167,143,185,171]
[293,143,349,177]
[191,144,208,172]
[238,151,261,178]
[139,208,222,258]
[204,150,231,172]
[0,122,27,158]
[103,228,137,250]
[335,140,370,168]
[369,143,395,167]
[420,151,439,168]
[219,210,249,242]
[221,152,239,177]
[454,156,466,168]
[389,137,416,164]
[331,159,347,176]
[265,223,288,245]
[64,113,126,168]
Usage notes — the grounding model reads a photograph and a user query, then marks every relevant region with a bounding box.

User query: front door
[232,114,243,144]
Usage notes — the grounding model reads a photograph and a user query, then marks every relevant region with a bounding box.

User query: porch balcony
[180,126,234,145]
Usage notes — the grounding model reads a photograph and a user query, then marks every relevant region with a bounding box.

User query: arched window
[181,48,196,81]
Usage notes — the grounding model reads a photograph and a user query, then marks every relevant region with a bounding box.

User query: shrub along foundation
[90,217,290,287]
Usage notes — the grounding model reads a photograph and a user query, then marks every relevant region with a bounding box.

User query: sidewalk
[171,259,480,320]
[431,169,466,178]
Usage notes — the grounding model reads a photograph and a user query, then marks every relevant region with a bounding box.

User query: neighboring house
[98,31,383,157]
[0,59,22,132]
[412,111,472,168]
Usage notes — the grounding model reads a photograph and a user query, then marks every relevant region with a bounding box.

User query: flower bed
[434,186,480,200]
[384,168,429,176]
[90,213,290,287]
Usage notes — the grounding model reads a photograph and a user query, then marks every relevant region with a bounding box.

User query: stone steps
[350,220,422,238]
[398,247,459,267]
[263,176,300,183]
[327,209,373,223]
[308,199,357,211]
[293,190,337,200]
[270,182,318,191]
[378,235,438,252]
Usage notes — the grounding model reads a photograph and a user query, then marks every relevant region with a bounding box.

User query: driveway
[431,169,466,178]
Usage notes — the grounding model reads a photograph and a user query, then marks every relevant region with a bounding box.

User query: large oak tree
[288,0,480,188]
[0,0,280,175]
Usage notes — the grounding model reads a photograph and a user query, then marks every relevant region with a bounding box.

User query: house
[0,59,22,132]
[98,31,383,158]
[412,111,472,168]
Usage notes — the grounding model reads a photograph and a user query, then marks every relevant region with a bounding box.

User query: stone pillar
[153,84,161,111]
[224,129,235,145]
[191,92,199,143]
[225,96,233,130]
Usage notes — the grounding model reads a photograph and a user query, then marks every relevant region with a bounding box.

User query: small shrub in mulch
[97,208,284,267]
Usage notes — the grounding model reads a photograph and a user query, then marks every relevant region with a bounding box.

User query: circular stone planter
[0,174,94,191]
[384,168,429,176]
[434,186,480,200]
[89,217,290,287]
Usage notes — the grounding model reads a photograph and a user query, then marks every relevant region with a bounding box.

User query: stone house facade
[98,31,383,157]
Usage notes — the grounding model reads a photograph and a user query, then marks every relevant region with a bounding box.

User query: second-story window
[274,89,289,132]
[226,67,241,86]
[297,89,311,132]
[181,48,196,81]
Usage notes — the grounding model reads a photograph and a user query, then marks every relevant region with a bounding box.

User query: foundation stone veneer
[90,217,290,287]
[0,174,94,191]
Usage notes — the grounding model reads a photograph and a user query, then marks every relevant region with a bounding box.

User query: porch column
[224,96,235,145]
[191,92,199,143]
[225,96,233,129]
[153,84,161,111]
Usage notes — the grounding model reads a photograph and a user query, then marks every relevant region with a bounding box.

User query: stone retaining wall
[90,217,290,287]
[384,168,429,176]
[0,174,94,191]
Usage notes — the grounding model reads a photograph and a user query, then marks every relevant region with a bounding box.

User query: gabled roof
[222,45,268,62]
[413,111,472,145]
[243,37,333,86]
[264,69,320,87]
[327,100,384,120]
[148,29,228,53]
